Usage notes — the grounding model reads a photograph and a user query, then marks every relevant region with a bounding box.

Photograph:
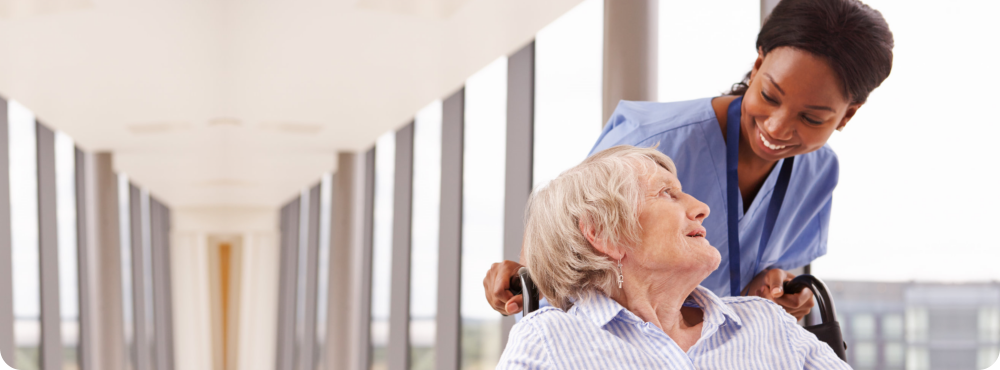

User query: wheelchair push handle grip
[507,267,540,315]
[508,275,522,296]
[781,274,838,325]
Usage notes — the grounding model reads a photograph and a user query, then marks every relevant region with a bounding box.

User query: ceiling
[0,0,585,209]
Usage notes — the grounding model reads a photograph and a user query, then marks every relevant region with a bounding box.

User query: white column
[603,0,657,124]
[325,153,359,370]
[79,152,126,370]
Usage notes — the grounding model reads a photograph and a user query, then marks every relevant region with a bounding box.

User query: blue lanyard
[725,96,795,296]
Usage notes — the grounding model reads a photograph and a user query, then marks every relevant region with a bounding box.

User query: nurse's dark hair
[728,0,894,104]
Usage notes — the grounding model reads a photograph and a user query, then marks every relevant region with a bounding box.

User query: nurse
[484,0,894,321]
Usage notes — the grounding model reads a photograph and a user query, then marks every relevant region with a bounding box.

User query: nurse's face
[742,46,863,162]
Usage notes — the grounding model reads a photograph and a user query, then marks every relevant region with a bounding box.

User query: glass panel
[851,342,876,369]
[315,173,333,370]
[980,307,1000,342]
[118,173,135,370]
[460,56,506,370]
[54,132,80,370]
[885,342,905,369]
[882,313,904,341]
[906,347,929,370]
[533,0,603,188]
[370,132,395,370]
[906,307,928,343]
[852,313,875,341]
[409,100,442,370]
[9,100,40,370]
[657,0,758,102]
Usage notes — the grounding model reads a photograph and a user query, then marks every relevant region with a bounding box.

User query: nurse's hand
[743,268,815,320]
[484,260,525,315]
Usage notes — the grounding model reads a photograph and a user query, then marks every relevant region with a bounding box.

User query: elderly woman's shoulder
[511,306,596,335]
[720,296,801,325]
[518,306,577,325]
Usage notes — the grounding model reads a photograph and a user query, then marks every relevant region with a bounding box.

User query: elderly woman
[498,145,848,369]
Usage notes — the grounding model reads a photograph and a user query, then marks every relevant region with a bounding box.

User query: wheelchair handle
[507,267,540,315]
[782,274,838,327]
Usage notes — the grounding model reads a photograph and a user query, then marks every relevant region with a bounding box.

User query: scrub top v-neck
[590,97,839,297]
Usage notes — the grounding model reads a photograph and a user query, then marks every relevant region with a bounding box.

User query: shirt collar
[686,285,743,328]
[569,286,743,329]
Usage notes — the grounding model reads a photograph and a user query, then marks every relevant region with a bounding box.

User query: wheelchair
[509,267,847,361]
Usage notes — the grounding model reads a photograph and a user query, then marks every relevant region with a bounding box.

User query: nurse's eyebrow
[764,73,785,95]
[804,105,835,112]
[765,73,836,112]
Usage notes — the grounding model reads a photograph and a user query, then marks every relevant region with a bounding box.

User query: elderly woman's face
[632,166,720,275]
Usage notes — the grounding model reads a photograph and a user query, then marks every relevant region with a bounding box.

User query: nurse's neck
[711,95,780,212]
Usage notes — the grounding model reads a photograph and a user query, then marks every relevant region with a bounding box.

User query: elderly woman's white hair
[523,145,677,310]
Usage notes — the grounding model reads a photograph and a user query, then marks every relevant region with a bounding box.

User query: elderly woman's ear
[579,219,625,260]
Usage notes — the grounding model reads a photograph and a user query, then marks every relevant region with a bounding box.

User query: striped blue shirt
[498,286,850,369]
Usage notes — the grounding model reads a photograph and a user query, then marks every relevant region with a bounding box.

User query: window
[533,0,603,188]
[409,101,442,369]
[460,56,507,370]
[852,342,876,369]
[657,0,758,103]
[370,132,395,370]
[883,313,904,341]
[9,100,40,370]
[906,347,929,370]
[118,173,135,370]
[905,307,928,343]
[852,313,876,341]
[315,173,333,366]
[980,307,1000,342]
[54,132,80,370]
[885,342,905,369]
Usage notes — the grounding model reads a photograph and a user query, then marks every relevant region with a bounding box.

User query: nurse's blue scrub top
[590,97,838,297]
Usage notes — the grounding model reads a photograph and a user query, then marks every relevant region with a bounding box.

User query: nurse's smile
[756,127,796,153]
[740,47,861,164]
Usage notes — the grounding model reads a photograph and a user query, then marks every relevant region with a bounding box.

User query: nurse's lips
[755,124,795,151]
